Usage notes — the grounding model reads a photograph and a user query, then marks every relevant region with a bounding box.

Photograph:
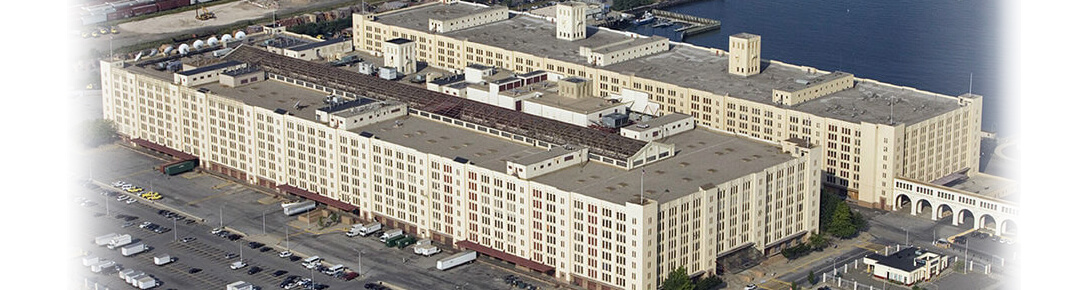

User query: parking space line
[187,190,232,206]
[758,278,791,290]
[115,168,155,181]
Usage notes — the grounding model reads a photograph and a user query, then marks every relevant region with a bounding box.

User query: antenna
[889,95,894,125]
[969,73,973,96]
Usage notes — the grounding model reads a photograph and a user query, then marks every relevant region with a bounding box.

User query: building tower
[384,38,416,74]
[728,33,761,77]
[556,2,587,41]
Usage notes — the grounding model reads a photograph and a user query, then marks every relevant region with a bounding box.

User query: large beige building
[351,1,983,208]
[100,43,822,289]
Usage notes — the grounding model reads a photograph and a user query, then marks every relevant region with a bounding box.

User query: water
[626,0,1010,133]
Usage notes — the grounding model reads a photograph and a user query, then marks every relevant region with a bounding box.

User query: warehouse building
[351,1,983,209]
[101,43,822,289]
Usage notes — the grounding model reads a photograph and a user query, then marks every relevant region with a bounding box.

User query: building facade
[100,45,822,289]
[351,1,983,208]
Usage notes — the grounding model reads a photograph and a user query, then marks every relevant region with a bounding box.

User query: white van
[302,256,322,269]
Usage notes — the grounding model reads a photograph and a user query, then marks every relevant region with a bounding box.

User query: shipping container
[163,159,197,175]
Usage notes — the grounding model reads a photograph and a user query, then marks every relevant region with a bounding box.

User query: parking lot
[74,144,558,289]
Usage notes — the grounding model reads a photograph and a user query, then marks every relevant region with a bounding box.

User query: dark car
[248,242,265,249]
[247,266,262,275]
[260,247,273,253]
[188,268,202,274]
[185,219,196,225]
[289,255,302,262]
[228,234,243,241]
[225,253,239,259]
[272,270,288,277]
[342,272,358,281]
[311,284,329,290]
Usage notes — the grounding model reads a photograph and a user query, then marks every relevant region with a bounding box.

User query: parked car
[180,237,196,243]
[272,270,288,277]
[279,251,293,258]
[260,247,273,253]
[248,242,265,249]
[188,268,202,274]
[247,266,263,275]
[224,253,239,259]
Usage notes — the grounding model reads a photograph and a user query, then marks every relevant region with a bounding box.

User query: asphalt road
[73,144,558,290]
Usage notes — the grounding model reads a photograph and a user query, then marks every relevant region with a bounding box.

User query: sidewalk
[725,233,876,290]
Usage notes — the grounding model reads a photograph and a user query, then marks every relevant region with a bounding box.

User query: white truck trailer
[414,244,441,256]
[282,200,317,216]
[135,276,158,289]
[379,229,403,242]
[90,260,115,273]
[154,254,174,265]
[121,242,147,256]
[227,281,255,290]
[95,233,119,246]
[354,222,382,236]
[436,250,477,270]
[82,255,100,266]
[107,234,133,249]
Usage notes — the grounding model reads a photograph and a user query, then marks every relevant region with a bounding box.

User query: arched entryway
[979,215,997,231]
[916,199,933,219]
[894,194,912,213]
[936,204,954,220]
[957,209,975,228]
[1000,220,1018,236]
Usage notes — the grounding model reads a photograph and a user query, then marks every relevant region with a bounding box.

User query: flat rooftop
[533,128,797,204]
[866,247,936,272]
[510,145,576,166]
[352,115,548,172]
[288,38,349,51]
[605,45,963,125]
[525,89,621,114]
[377,3,665,66]
[199,79,330,122]
[946,173,1019,203]
[631,113,692,129]
[375,3,965,125]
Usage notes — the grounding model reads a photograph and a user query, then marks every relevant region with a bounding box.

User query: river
[625,0,1011,133]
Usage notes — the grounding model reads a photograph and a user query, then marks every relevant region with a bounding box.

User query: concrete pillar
[931,204,939,221]
[953,210,961,226]
[909,198,918,216]
[973,213,981,229]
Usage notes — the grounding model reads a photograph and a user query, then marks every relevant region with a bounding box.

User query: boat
[633,11,654,25]
[653,19,674,28]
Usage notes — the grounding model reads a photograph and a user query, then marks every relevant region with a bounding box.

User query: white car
[744,284,758,290]
[125,198,136,204]
[230,260,248,269]
[112,181,129,187]
[279,251,292,258]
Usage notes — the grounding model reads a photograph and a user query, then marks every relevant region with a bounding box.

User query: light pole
[262,210,266,235]
[173,217,178,242]
[905,228,909,246]
[219,205,224,229]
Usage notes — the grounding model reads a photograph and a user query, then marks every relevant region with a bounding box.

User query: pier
[650,9,721,38]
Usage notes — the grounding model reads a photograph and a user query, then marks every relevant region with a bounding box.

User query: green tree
[818,190,841,232]
[81,119,117,147]
[790,281,799,290]
[660,267,694,290]
[808,270,816,285]
[695,275,721,290]
[828,202,858,238]
[808,231,829,250]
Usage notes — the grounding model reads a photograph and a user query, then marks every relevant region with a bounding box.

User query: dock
[650,9,720,38]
